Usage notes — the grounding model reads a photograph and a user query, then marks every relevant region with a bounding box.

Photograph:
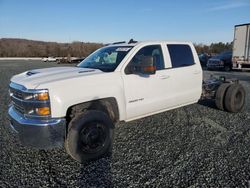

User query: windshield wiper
[78,65,96,69]
[84,66,105,72]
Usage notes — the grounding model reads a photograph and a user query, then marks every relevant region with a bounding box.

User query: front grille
[9,86,25,114]
[9,87,23,100]
[9,82,51,119]
[208,60,220,65]
[13,101,25,114]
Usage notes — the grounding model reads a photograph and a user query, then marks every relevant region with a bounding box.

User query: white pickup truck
[8,40,245,163]
[42,57,58,62]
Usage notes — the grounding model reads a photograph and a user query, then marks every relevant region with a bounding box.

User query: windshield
[77,46,133,72]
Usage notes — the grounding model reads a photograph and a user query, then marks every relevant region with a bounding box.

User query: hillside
[0,38,103,57]
[0,38,233,57]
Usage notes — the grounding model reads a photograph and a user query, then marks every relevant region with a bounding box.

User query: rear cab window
[167,44,195,68]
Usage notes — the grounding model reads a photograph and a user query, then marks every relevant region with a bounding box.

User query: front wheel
[65,110,114,163]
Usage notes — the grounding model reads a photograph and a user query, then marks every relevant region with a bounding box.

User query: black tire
[224,84,245,113]
[215,83,231,111]
[65,110,114,163]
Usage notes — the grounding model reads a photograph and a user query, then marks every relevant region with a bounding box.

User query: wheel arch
[66,97,120,125]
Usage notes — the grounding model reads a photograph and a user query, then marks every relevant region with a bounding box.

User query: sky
[0,0,249,44]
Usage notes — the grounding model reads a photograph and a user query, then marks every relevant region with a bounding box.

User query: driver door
[122,44,174,120]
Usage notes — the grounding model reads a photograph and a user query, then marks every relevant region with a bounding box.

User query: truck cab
[8,40,202,163]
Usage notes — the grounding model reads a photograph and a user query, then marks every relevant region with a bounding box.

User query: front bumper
[8,106,66,149]
[207,63,224,69]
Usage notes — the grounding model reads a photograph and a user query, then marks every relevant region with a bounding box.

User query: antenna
[128,39,137,44]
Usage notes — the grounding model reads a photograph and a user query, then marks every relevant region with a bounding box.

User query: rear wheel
[65,110,114,163]
[215,83,231,111]
[224,84,245,112]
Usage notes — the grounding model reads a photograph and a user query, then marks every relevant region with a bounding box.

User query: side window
[125,45,165,74]
[167,44,195,68]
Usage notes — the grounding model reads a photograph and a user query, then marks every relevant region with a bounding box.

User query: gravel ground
[0,60,250,187]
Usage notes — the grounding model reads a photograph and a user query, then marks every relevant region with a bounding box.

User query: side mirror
[132,56,156,75]
[140,56,156,74]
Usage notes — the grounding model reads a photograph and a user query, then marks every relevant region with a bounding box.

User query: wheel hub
[80,123,106,153]
[235,91,242,104]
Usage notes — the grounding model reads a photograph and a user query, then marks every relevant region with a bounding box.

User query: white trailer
[232,23,250,70]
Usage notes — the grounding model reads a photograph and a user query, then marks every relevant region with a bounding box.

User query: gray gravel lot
[0,60,250,187]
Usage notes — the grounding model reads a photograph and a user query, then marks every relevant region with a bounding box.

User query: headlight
[24,91,49,101]
[36,107,50,116]
[23,90,51,117]
[36,92,49,101]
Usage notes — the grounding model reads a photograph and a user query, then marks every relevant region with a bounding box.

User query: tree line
[0,38,103,57]
[0,38,233,57]
[194,42,233,55]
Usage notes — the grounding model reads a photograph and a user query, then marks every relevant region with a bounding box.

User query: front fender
[41,73,126,121]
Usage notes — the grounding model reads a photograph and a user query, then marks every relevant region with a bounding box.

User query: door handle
[159,75,170,79]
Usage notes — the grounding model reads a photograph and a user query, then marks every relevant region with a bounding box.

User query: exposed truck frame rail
[202,75,245,113]
[202,76,238,99]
